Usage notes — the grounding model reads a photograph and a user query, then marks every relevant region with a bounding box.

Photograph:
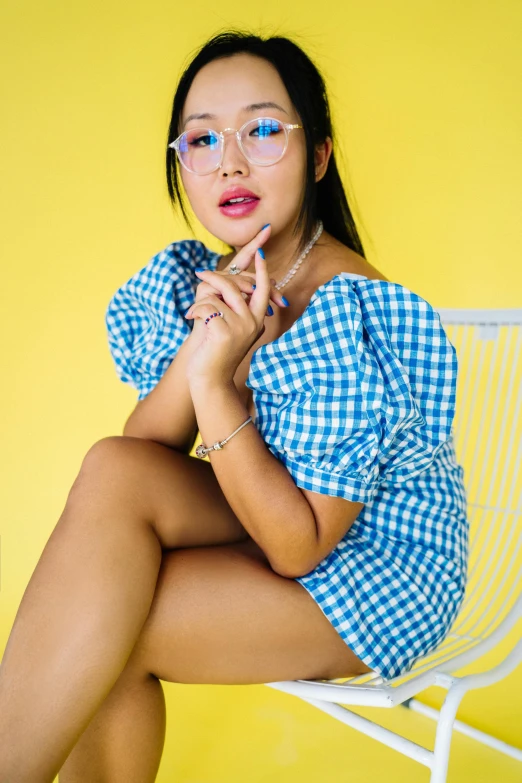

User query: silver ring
[204,311,224,326]
[227,263,241,275]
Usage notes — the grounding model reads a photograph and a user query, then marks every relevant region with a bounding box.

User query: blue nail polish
[257,248,265,259]
[252,284,256,290]
[262,223,270,230]
[267,305,274,316]
[195,267,205,272]
[282,295,290,306]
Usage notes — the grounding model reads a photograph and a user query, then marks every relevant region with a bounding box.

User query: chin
[217,220,269,247]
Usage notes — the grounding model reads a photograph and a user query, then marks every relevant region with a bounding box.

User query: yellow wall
[1,1,520,781]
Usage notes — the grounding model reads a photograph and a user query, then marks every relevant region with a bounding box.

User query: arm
[190,378,363,578]
[123,337,198,453]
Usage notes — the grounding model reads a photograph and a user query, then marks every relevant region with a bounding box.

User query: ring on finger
[227,263,241,275]
[204,311,225,326]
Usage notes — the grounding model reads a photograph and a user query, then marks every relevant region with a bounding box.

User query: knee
[67,436,147,503]
[83,435,139,463]
[79,435,152,476]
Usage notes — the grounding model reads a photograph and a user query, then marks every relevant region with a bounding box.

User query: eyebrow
[182,101,289,128]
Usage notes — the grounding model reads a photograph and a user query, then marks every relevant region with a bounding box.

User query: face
[177,53,331,256]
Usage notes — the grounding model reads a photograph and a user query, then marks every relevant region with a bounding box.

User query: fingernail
[281,295,290,306]
[262,223,270,230]
[267,305,274,316]
[257,248,265,259]
[195,267,205,272]
[184,309,191,318]
[252,284,256,290]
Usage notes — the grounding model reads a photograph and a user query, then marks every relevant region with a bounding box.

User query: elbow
[272,562,316,579]
[270,564,301,579]
[270,562,298,579]
[272,566,308,579]
[269,512,321,579]
[268,548,320,580]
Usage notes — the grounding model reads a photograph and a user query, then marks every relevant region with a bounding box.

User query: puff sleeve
[246,276,458,504]
[105,239,220,400]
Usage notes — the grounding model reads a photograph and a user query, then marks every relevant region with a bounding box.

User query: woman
[0,31,468,782]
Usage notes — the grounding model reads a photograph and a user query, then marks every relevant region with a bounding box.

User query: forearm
[189,378,318,577]
[123,338,198,453]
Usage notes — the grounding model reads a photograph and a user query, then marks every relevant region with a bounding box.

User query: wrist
[188,374,236,395]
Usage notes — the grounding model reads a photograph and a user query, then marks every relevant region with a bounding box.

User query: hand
[183,224,276,375]
[184,224,279,385]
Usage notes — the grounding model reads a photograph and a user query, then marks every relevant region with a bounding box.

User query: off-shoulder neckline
[209,251,370,298]
[206,251,388,357]
[249,271,372,361]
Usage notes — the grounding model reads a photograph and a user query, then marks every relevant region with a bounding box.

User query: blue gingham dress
[105,239,469,680]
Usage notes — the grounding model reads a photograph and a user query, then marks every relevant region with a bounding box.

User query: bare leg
[0,436,250,783]
[59,661,166,782]
[0,449,163,782]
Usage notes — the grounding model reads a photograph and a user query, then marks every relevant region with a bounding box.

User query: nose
[219,129,249,176]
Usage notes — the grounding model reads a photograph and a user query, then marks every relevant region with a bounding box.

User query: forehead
[182,54,292,126]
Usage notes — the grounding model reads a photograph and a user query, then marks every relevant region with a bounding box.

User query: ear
[314,136,333,183]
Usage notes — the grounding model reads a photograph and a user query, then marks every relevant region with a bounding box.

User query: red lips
[218,186,260,206]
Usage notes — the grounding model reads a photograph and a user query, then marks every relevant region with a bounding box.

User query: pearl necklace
[273,220,324,290]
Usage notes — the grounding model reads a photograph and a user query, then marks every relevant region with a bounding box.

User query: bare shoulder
[312,234,390,285]
[348,254,390,283]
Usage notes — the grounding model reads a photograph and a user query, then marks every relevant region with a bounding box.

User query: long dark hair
[166,30,367,260]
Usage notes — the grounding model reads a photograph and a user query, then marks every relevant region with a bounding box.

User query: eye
[188,133,215,147]
[249,119,284,138]
[181,129,220,150]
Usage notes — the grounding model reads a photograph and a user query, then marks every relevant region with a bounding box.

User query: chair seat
[267,580,522,708]
[266,639,456,708]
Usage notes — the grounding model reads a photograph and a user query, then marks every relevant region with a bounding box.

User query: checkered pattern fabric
[106,240,469,680]
[105,239,221,400]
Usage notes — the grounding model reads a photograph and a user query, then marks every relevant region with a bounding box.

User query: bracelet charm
[195,444,209,458]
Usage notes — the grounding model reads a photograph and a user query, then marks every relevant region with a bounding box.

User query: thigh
[75,436,250,550]
[129,539,373,684]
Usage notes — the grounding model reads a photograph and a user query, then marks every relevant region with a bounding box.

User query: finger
[224,223,272,274]
[194,269,253,316]
[194,275,251,302]
[187,293,235,320]
[215,268,287,309]
[234,275,287,309]
[190,299,231,327]
[193,280,227,303]
[249,249,272,321]
[251,276,288,309]
[185,294,224,319]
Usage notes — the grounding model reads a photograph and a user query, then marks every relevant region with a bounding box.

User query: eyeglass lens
[177,118,287,174]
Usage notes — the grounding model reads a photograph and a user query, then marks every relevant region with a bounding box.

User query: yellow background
[1,1,521,781]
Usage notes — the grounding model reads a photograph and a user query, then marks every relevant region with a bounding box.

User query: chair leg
[430,639,522,781]
[404,697,522,761]
[430,683,467,783]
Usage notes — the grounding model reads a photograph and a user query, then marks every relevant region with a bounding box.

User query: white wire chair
[265,308,522,783]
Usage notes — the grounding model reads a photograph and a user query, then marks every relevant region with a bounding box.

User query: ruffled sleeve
[105,239,221,400]
[246,275,457,504]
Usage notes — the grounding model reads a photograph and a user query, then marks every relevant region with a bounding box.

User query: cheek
[261,148,306,207]
[181,173,212,219]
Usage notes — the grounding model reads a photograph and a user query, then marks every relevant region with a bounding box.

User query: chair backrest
[301,308,522,688]
[277,308,522,690]
[415,308,522,674]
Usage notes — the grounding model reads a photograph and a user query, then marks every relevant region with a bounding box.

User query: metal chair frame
[265,308,522,782]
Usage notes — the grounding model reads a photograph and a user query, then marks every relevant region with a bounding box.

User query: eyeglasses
[168,116,303,175]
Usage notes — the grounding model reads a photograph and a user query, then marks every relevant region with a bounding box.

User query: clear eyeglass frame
[167,116,303,175]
